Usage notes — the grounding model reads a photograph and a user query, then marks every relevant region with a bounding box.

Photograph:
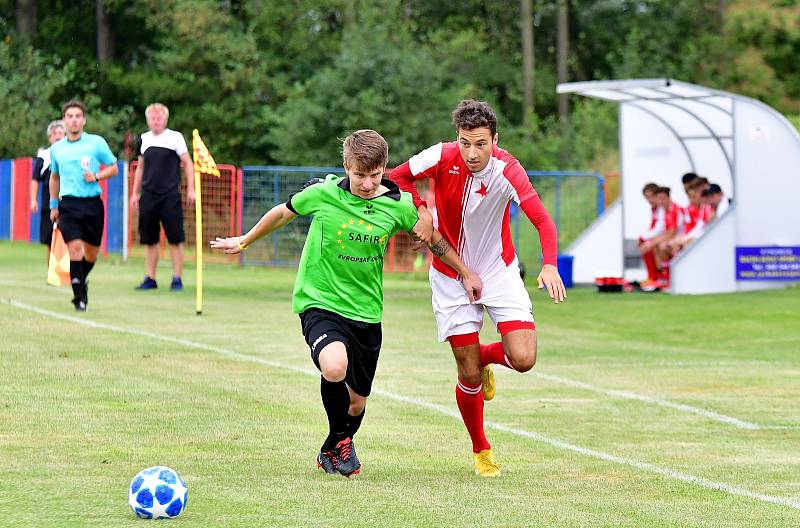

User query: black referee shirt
[137,129,189,195]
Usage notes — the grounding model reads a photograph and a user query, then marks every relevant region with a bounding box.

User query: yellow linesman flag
[192,129,220,177]
[47,225,70,287]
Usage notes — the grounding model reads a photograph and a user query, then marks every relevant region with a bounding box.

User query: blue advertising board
[735,246,800,281]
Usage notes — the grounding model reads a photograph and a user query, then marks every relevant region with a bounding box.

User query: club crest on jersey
[475,181,488,197]
[363,203,375,215]
[448,165,459,175]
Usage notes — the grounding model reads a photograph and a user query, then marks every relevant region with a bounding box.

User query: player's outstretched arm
[210,203,297,254]
[428,230,482,303]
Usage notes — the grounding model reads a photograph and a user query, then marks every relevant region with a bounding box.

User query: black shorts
[300,308,382,397]
[139,192,185,245]
[58,196,104,247]
[40,210,53,246]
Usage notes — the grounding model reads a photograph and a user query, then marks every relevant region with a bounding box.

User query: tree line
[1,0,798,172]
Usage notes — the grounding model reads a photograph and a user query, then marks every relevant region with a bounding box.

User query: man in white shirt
[129,103,195,291]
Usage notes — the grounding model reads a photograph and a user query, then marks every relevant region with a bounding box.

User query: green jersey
[286,175,419,323]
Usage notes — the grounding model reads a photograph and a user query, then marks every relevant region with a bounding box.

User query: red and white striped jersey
[392,141,557,280]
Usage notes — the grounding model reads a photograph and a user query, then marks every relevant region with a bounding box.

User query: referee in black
[129,103,195,291]
[29,120,66,266]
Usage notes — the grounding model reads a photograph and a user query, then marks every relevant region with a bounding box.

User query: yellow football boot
[481,365,496,401]
[473,449,501,477]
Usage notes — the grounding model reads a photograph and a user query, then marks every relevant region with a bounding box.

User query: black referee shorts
[40,209,54,246]
[300,308,382,397]
[58,196,104,247]
[139,192,185,245]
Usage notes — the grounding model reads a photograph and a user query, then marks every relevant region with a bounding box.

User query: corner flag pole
[194,159,203,315]
[191,129,220,315]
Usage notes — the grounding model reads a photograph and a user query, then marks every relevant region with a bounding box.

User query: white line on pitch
[1,281,796,432]
[528,375,798,431]
[534,372,800,431]
[5,298,800,511]
[533,372,762,430]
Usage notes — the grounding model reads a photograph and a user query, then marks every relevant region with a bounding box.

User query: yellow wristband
[237,237,248,251]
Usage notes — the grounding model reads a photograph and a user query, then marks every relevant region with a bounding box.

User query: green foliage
[502,98,618,172]
[0,40,130,157]
[2,0,799,169]
[0,42,73,157]
[268,2,463,166]
[574,0,723,81]
[0,39,133,158]
[713,1,800,114]
[110,0,271,164]
[243,0,347,96]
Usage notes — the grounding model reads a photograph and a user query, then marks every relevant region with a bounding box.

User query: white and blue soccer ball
[128,466,187,519]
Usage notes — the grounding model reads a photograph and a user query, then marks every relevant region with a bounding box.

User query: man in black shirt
[29,120,66,265]
[130,103,195,290]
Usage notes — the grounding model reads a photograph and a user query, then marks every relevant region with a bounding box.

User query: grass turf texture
[1,241,798,527]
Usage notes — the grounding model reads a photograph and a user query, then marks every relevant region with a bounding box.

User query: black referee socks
[82,258,95,278]
[69,260,84,301]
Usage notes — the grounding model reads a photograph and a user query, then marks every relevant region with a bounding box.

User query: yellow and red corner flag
[47,225,70,287]
[192,129,220,177]
[191,130,220,315]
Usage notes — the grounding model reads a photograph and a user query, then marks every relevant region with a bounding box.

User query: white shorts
[429,257,534,342]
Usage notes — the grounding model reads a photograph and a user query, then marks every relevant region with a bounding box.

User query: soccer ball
[128,466,188,519]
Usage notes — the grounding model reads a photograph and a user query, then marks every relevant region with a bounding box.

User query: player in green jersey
[211,129,482,477]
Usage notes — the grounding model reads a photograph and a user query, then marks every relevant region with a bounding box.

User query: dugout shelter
[559,79,800,294]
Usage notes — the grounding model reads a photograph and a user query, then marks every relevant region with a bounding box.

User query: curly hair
[452,99,497,137]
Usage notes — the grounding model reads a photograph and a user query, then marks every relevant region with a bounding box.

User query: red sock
[479,342,513,369]
[455,379,490,453]
[642,250,658,282]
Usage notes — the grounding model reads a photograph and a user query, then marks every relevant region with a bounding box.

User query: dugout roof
[558,78,738,198]
[558,79,800,293]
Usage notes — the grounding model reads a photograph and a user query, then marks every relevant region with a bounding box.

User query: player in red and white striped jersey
[391,100,565,477]
[648,187,681,288]
[638,182,664,287]
[666,177,707,256]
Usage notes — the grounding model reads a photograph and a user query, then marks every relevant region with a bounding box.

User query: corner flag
[192,129,220,315]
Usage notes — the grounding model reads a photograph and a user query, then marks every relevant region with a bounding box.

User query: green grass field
[1,241,799,527]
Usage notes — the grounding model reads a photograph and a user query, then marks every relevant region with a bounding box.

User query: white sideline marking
[5,298,800,511]
[535,374,799,432]
[534,373,761,430]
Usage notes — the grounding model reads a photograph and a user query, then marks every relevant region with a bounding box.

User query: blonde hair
[342,129,388,170]
[145,103,170,120]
